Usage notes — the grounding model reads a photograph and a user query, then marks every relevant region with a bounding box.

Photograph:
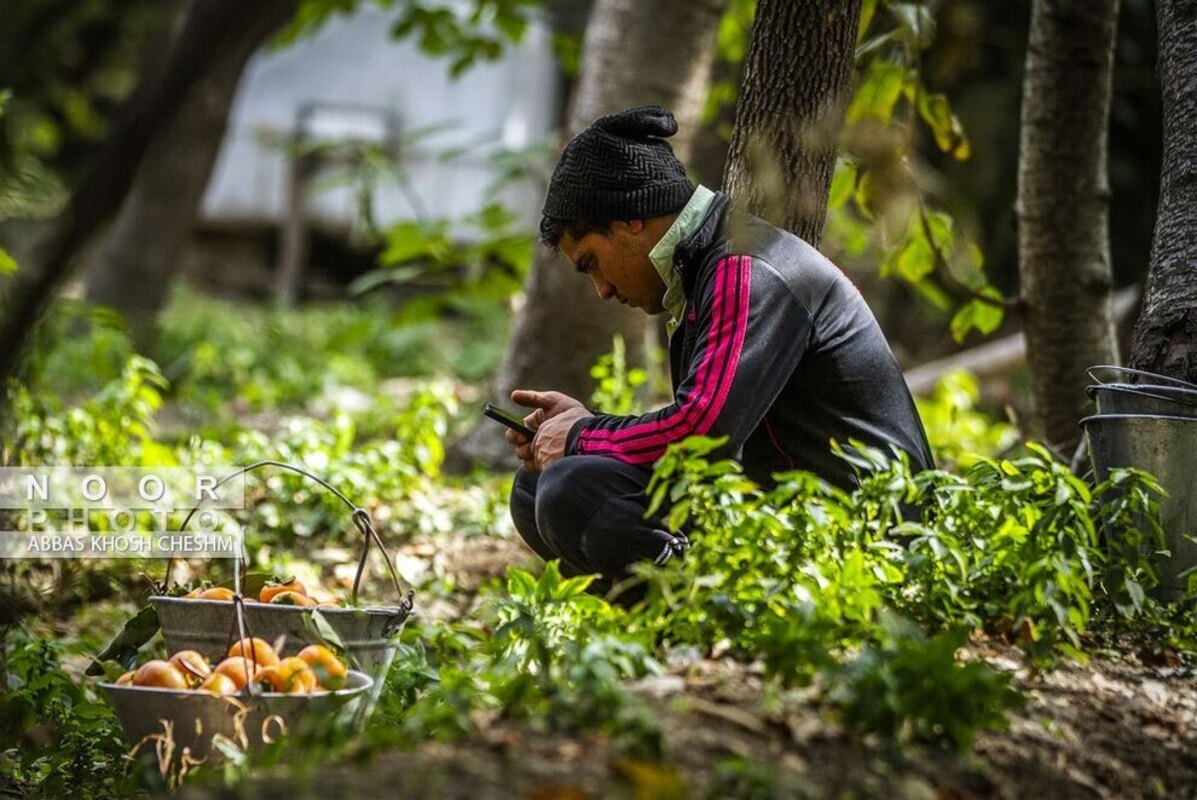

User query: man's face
[559,220,668,314]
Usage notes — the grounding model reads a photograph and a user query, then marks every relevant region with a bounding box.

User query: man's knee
[533,457,601,542]
[510,467,557,562]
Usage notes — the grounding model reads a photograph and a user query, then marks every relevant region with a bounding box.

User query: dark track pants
[509,456,688,587]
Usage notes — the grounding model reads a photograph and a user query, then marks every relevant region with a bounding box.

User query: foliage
[279,0,539,78]
[610,433,1174,750]
[826,1,1007,342]
[6,351,172,467]
[0,0,162,220]
[0,635,135,799]
[356,201,533,300]
[370,563,662,755]
[588,334,648,415]
[827,620,1021,751]
[916,368,1018,467]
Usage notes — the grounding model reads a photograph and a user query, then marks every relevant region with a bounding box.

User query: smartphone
[483,402,535,439]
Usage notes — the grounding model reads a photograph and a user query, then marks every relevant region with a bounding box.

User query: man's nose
[591,275,616,301]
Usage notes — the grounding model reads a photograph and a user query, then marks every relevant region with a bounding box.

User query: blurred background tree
[1016,0,1120,452]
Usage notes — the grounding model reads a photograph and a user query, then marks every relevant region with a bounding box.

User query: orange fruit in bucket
[269,591,316,607]
[260,579,307,604]
[253,657,317,693]
[213,656,258,689]
[297,644,347,690]
[196,587,235,601]
[278,657,318,692]
[198,672,239,694]
[116,670,135,685]
[133,660,189,690]
[169,650,212,684]
[227,637,279,667]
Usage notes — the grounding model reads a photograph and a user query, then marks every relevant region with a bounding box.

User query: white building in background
[199,4,560,234]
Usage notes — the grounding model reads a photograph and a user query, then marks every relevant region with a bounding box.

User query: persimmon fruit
[133,660,189,690]
[227,637,280,667]
[260,579,307,603]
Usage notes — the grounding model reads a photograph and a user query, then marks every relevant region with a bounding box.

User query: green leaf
[949,290,1005,342]
[918,90,970,160]
[828,160,858,211]
[847,61,906,123]
[302,608,353,663]
[0,247,16,274]
[214,571,277,599]
[507,567,537,598]
[88,605,160,674]
[884,235,934,283]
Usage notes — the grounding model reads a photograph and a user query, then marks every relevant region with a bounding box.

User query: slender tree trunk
[722,0,862,242]
[453,0,724,467]
[85,1,289,349]
[0,0,299,402]
[1016,0,1120,450]
[1129,0,1197,383]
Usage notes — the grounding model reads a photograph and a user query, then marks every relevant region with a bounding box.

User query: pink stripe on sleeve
[577,255,752,461]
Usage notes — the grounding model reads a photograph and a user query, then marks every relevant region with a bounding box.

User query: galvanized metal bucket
[154,460,415,712]
[1087,383,1197,418]
[1082,413,1197,601]
[150,597,407,709]
[100,669,373,760]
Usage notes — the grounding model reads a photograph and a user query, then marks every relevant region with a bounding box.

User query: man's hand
[506,390,589,472]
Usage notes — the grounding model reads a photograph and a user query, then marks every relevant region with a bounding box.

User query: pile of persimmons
[117,638,348,694]
[182,578,337,608]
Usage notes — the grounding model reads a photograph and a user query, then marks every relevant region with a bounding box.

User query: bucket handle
[159,460,413,614]
[1087,364,1197,390]
[1085,383,1197,407]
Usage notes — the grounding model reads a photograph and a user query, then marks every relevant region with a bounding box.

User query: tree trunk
[1129,0,1197,383]
[722,0,862,243]
[85,1,289,349]
[452,0,725,468]
[0,0,299,401]
[1016,0,1120,451]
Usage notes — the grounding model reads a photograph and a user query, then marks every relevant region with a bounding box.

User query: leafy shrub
[369,563,661,755]
[610,435,1170,746]
[6,353,172,466]
[0,636,133,798]
[826,618,1022,751]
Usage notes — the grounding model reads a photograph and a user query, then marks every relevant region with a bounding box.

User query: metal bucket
[100,669,372,760]
[150,597,408,710]
[1087,383,1197,418]
[1082,413,1197,601]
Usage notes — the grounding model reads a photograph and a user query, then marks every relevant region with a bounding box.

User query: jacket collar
[673,191,731,296]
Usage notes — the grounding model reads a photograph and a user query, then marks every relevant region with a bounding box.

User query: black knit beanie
[540,106,694,239]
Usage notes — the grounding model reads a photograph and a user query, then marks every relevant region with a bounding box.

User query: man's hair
[538,216,615,250]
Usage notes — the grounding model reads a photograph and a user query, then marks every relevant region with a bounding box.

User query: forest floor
[177,533,1197,800]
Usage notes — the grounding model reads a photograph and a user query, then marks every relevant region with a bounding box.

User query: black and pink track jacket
[565,192,935,491]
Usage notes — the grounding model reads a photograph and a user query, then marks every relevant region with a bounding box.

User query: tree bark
[1129,0,1197,383]
[1016,0,1120,451]
[452,0,725,467]
[721,0,862,243]
[84,0,291,349]
[0,0,299,399]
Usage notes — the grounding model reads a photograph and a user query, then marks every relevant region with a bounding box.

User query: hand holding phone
[483,402,535,439]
